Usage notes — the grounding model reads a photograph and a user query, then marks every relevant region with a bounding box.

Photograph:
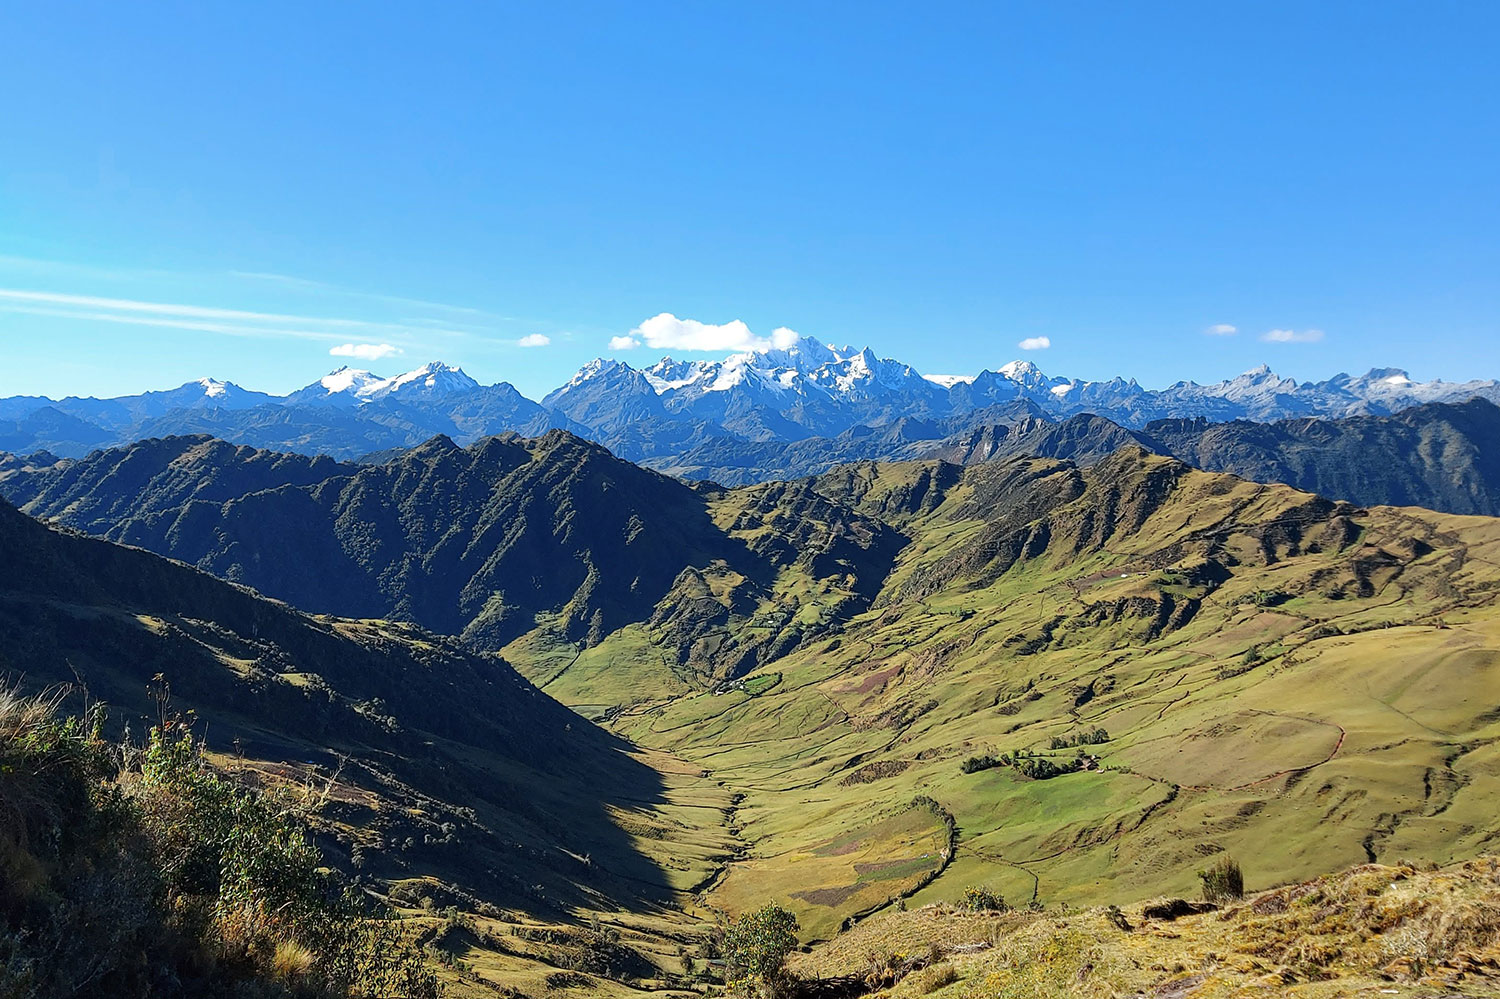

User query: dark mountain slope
[0,434,354,528]
[917,398,1500,515]
[0,497,681,917]
[2,431,903,671]
[1139,397,1500,515]
[925,413,1144,467]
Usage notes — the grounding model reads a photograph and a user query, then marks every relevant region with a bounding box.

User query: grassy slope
[607,452,1500,942]
[796,857,1500,998]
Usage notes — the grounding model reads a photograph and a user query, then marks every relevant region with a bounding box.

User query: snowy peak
[286,361,481,406]
[563,357,637,389]
[642,356,715,394]
[993,359,1066,393]
[141,378,270,410]
[368,361,480,400]
[746,334,845,371]
[321,367,383,395]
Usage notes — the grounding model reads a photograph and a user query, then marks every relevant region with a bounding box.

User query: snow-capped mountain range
[3,339,1498,480]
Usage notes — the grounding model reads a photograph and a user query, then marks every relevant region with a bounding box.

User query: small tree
[1198,855,1244,903]
[724,902,799,997]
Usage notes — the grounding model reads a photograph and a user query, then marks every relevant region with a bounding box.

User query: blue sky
[2,1,1497,400]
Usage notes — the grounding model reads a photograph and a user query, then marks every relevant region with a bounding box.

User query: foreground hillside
[0,687,438,998]
[797,857,1500,997]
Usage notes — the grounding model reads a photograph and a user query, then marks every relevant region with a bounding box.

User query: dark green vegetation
[1198,855,1245,903]
[0,689,435,998]
[722,903,800,998]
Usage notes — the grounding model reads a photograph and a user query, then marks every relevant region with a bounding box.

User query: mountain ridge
[4,345,1497,465]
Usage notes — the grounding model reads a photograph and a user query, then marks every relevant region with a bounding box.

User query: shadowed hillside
[0,496,736,934]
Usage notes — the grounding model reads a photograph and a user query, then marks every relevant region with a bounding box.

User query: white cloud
[627,312,805,353]
[330,342,401,360]
[1017,336,1051,351]
[516,333,551,348]
[1260,328,1325,343]
[1205,323,1238,336]
[769,327,801,350]
[608,335,639,350]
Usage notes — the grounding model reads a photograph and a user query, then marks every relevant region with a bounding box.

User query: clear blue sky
[2,1,1497,400]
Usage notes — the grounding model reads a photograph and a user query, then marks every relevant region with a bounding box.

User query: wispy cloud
[1260,328,1324,343]
[0,287,483,347]
[0,288,371,326]
[0,259,571,356]
[620,313,803,353]
[1,303,355,343]
[229,270,492,318]
[330,342,402,360]
[1018,336,1051,350]
[516,333,551,348]
[1204,323,1238,336]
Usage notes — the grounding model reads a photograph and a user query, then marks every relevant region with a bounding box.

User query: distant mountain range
[4,341,1498,470]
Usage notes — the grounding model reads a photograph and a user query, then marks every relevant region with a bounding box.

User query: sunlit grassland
[599,459,1500,941]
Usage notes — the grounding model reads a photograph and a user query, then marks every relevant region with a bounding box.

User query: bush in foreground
[724,902,799,998]
[1198,855,1244,903]
[962,886,1008,912]
[0,686,438,998]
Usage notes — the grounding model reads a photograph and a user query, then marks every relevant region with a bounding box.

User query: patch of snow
[923,374,976,388]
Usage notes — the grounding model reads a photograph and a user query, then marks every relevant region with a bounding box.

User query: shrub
[1198,855,1245,903]
[962,885,1007,912]
[0,686,440,999]
[1048,727,1109,750]
[960,754,1001,774]
[724,902,799,997]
